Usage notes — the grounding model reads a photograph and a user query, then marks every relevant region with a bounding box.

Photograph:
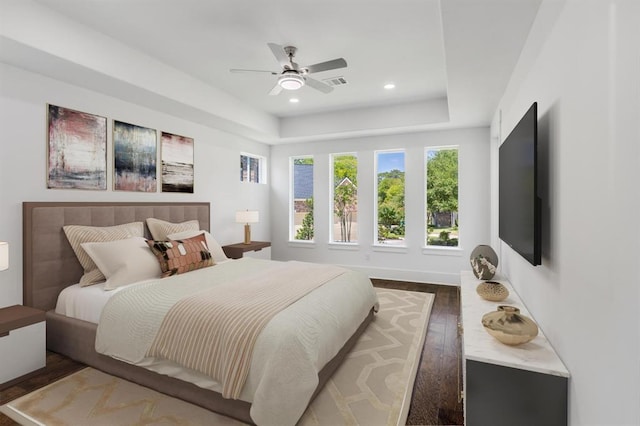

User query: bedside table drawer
[0,322,46,384]
[244,246,271,260]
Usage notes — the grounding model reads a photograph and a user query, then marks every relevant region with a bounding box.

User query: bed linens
[95,258,378,426]
[148,261,346,399]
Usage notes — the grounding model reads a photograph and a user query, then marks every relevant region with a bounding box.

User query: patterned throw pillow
[63,222,145,286]
[146,234,215,278]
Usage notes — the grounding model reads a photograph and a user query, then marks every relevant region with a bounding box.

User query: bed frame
[22,201,373,424]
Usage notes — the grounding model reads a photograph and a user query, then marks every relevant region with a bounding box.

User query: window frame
[289,155,315,243]
[240,152,266,184]
[330,152,359,245]
[374,149,406,248]
[424,145,460,249]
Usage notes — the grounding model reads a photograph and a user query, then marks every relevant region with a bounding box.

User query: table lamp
[235,211,259,244]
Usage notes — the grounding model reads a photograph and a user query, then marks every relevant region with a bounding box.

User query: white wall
[491,1,639,424]
[0,63,271,308]
[270,127,491,284]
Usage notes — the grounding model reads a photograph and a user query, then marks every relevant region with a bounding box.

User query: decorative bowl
[476,281,509,302]
[481,305,538,346]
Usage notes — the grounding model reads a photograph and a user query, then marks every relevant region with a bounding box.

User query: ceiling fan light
[279,73,305,90]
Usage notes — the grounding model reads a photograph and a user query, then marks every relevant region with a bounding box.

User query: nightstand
[0,305,46,389]
[222,241,271,260]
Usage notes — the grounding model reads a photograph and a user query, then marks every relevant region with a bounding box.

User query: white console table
[460,271,570,425]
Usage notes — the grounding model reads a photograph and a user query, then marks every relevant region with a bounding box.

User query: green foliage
[427,236,459,247]
[377,169,405,240]
[295,198,314,240]
[426,149,458,217]
[333,154,357,185]
[332,155,358,242]
[294,158,313,165]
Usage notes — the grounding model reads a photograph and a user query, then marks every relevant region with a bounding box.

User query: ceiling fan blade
[268,82,283,96]
[267,43,290,68]
[304,77,333,94]
[305,58,347,74]
[230,68,278,75]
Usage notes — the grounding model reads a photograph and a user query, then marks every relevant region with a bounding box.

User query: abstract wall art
[47,104,107,190]
[161,131,194,193]
[113,120,157,192]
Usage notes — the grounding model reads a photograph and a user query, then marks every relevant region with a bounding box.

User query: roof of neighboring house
[294,163,313,200]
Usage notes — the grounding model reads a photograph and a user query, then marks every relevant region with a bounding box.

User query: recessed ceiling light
[384,83,396,90]
[289,98,299,103]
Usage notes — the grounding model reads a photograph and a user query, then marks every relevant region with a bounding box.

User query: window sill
[328,242,360,251]
[372,244,408,254]
[421,246,463,256]
[288,240,316,248]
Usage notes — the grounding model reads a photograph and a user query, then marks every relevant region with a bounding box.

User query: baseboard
[341,265,460,285]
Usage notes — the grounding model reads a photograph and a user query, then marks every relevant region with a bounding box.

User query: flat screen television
[499,102,541,266]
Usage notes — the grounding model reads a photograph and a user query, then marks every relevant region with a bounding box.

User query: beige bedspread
[95,258,378,426]
[147,261,346,399]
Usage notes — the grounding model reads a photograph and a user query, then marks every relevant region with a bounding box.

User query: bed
[22,202,378,425]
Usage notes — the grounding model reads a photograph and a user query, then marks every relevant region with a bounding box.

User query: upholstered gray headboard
[23,202,210,311]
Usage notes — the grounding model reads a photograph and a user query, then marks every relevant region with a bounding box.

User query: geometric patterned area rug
[1,288,433,426]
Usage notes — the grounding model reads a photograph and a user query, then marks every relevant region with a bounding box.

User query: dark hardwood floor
[0,280,463,426]
[372,279,463,426]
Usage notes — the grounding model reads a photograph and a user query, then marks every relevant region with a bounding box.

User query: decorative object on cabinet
[161,132,194,193]
[476,280,509,301]
[460,271,569,425]
[470,244,498,279]
[113,120,157,192]
[235,210,259,244]
[481,305,539,346]
[0,241,8,271]
[47,104,107,190]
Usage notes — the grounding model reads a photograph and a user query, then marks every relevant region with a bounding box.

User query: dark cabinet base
[466,360,568,426]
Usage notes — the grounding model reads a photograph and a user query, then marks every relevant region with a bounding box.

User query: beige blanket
[147,261,346,399]
[96,258,379,426]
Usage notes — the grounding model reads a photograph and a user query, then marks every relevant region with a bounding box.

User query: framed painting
[113,120,157,192]
[47,104,107,190]
[161,131,194,193]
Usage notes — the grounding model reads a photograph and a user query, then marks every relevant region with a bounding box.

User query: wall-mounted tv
[499,102,541,266]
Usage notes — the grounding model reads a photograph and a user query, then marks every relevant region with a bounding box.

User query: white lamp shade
[236,210,259,224]
[0,242,8,271]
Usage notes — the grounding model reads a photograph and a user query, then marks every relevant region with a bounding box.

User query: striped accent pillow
[146,234,215,278]
[146,218,200,240]
[63,222,145,286]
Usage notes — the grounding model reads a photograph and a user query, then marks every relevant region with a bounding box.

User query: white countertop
[460,270,570,378]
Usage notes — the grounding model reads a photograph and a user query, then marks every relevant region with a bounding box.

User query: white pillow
[63,222,145,286]
[81,237,161,290]
[167,230,229,263]
[146,218,200,240]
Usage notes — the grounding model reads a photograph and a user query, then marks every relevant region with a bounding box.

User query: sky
[377,151,405,173]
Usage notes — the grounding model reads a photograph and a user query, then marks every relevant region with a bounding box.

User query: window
[426,147,459,247]
[240,153,265,183]
[376,150,405,244]
[331,153,358,243]
[291,156,314,241]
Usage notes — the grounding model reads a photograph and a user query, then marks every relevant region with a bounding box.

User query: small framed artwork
[47,104,107,190]
[161,131,194,193]
[113,120,157,192]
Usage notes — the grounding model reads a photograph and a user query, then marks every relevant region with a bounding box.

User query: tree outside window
[426,148,459,246]
[332,154,358,243]
[376,151,405,244]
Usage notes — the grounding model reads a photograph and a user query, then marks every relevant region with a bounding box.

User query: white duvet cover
[91,258,378,426]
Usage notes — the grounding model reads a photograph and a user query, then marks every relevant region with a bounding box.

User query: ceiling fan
[230,43,347,95]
